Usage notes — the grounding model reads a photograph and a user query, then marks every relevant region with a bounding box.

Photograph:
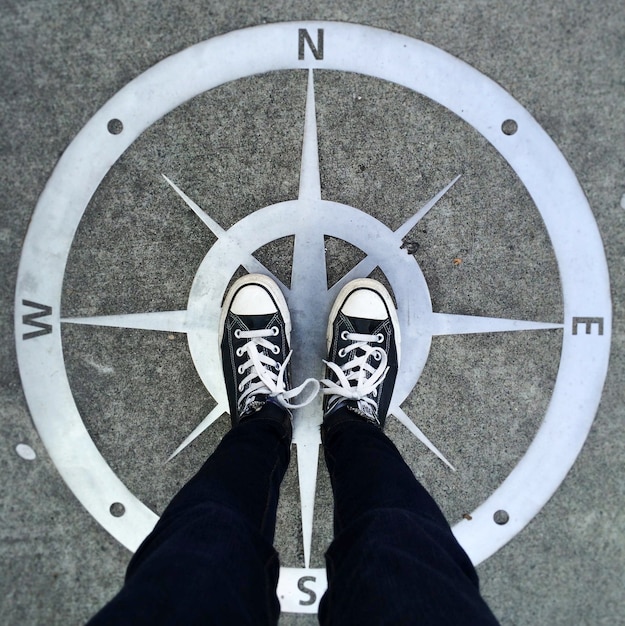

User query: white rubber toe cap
[341,288,387,320]
[231,285,277,315]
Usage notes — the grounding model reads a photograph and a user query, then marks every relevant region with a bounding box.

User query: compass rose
[15,22,611,613]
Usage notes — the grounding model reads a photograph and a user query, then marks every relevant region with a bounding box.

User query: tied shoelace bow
[235,327,320,414]
[321,330,389,418]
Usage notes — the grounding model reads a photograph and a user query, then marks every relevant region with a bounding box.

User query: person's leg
[88,274,318,626]
[318,279,500,625]
[320,415,500,626]
[88,404,291,626]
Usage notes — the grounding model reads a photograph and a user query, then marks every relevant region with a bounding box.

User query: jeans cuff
[239,401,293,441]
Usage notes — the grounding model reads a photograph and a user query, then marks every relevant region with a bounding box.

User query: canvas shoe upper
[219,274,319,425]
[321,278,401,428]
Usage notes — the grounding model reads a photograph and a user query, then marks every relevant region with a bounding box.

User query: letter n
[299,28,324,60]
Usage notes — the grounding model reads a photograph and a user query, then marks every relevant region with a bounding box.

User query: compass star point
[298,69,322,202]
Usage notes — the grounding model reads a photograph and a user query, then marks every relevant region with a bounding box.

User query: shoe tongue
[345,315,381,335]
[241,396,265,418]
[343,399,378,424]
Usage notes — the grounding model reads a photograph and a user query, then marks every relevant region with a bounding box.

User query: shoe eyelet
[338,348,346,358]
[376,333,384,343]
[373,350,382,361]
[236,347,244,357]
[340,330,349,340]
[272,345,280,355]
[234,329,242,338]
[237,383,244,391]
[271,326,279,336]
[237,365,245,374]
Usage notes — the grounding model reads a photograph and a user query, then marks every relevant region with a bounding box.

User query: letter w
[22,300,53,339]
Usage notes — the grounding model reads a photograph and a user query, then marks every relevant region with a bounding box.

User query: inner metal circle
[186,199,433,416]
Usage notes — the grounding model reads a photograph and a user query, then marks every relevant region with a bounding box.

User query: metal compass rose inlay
[15,22,611,613]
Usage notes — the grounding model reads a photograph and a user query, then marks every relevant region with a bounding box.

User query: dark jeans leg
[318,414,500,626]
[87,403,291,626]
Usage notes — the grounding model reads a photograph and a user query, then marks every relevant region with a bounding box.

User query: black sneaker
[219,273,319,426]
[321,278,401,428]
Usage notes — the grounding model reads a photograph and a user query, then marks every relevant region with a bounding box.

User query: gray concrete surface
[1,1,624,624]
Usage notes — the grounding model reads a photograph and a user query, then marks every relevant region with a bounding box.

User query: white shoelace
[235,327,320,414]
[321,331,389,418]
